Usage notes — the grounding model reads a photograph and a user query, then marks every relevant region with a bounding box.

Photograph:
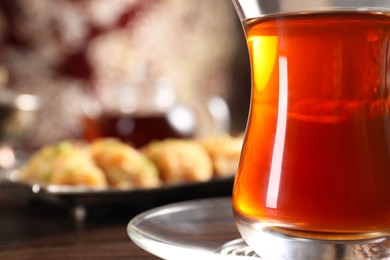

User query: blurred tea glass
[231,0,390,258]
[0,88,40,168]
[82,64,231,148]
[82,74,199,148]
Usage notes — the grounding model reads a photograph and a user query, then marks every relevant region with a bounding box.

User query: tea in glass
[232,0,390,258]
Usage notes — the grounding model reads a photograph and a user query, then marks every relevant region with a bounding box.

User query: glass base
[235,213,390,260]
[216,238,260,257]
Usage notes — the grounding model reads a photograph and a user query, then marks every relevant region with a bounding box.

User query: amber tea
[233,11,390,235]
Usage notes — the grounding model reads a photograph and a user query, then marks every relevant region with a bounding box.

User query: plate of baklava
[0,134,243,216]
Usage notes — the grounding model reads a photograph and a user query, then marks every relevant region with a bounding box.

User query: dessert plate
[0,164,233,223]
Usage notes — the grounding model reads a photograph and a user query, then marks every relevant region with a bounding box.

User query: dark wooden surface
[0,186,164,259]
[0,161,237,260]
[0,175,236,260]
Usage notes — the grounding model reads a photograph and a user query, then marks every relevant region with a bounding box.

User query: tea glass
[231,0,390,259]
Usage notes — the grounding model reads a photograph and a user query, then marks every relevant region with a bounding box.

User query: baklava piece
[142,139,213,184]
[90,138,161,189]
[20,141,108,188]
[199,134,243,178]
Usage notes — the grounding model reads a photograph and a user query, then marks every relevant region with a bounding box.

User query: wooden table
[0,178,234,259]
[0,187,160,259]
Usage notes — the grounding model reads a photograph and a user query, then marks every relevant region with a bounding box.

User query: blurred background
[0,0,250,154]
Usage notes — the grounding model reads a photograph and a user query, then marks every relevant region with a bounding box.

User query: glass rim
[232,0,390,21]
